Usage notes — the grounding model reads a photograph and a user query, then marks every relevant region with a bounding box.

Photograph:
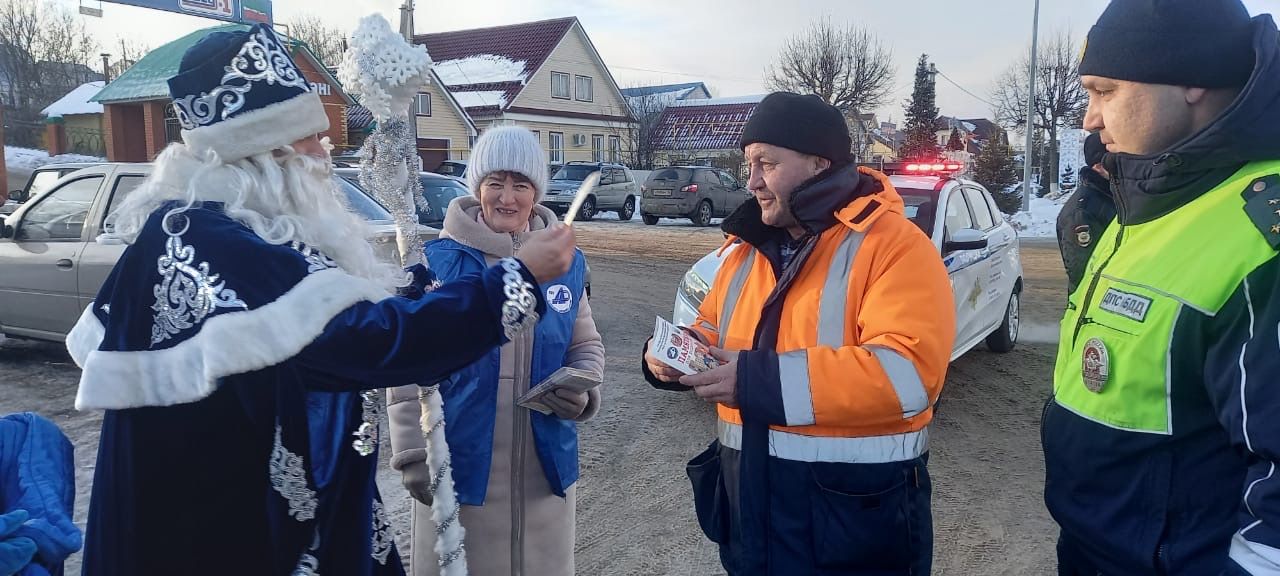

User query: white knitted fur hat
[465,125,549,202]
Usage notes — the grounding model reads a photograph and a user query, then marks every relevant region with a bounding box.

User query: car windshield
[418,177,469,227]
[896,190,937,237]
[552,165,598,181]
[334,176,393,221]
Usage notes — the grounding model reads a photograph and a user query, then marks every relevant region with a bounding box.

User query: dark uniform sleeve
[1202,256,1280,575]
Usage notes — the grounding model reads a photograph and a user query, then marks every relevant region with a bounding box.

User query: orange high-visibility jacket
[689,168,956,463]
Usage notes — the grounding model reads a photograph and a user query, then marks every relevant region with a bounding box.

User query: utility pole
[400,1,421,169]
[1022,0,1041,212]
[101,53,112,83]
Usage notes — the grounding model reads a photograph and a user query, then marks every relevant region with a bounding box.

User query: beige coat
[387,198,604,576]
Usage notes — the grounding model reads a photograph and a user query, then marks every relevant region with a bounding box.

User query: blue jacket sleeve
[298,260,545,388]
[1204,257,1280,575]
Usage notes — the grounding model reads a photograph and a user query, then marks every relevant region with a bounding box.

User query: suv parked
[543,162,639,222]
[0,163,425,341]
[640,166,752,226]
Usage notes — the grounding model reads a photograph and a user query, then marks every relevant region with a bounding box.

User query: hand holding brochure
[651,316,722,375]
[517,366,602,415]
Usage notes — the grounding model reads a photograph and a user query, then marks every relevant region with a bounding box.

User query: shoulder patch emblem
[1242,175,1280,250]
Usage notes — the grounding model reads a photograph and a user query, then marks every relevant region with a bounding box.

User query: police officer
[1042,0,1280,574]
[1055,132,1115,294]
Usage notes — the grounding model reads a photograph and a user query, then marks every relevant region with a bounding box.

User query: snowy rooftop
[450,90,508,109]
[670,94,767,107]
[434,54,527,86]
[41,82,106,117]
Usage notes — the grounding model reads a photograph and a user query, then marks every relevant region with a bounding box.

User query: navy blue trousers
[687,441,933,575]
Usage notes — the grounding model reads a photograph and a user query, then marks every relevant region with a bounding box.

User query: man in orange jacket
[643,92,956,575]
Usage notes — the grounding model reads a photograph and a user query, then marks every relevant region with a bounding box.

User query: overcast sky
[68,0,1277,122]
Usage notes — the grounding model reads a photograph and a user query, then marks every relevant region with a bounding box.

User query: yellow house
[416,17,636,167]
[411,68,479,169]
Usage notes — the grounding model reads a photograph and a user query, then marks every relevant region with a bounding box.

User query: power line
[934,68,997,109]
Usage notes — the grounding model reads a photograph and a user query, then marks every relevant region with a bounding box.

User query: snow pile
[451,90,508,109]
[5,146,103,172]
[41,81,106,118]
[1009,193,1069,238]
[435,55,527,86]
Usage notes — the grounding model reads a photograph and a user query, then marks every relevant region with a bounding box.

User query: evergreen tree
[974,141,1022,214]
[947,127,964,151]
[1061,164,1076,190]
[900,54,940,159]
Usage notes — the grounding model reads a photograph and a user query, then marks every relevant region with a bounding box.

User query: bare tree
[285,15,348,70]
[620,85,671,170]
[991,30,1088,192]
[0,0,98,146]
[767,19,896,117]
[107,37,151,80]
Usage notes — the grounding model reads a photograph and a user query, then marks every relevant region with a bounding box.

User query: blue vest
[425,238,587,504]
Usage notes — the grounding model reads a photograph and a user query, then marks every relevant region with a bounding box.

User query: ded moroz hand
[679,347,739,407]
[517,223,577,283]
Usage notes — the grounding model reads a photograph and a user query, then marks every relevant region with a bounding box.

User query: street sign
[98,0,272,24]
[79,5,105,17]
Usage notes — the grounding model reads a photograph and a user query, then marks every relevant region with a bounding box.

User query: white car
[673,175,1024,359]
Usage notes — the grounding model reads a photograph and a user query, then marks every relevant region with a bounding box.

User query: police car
[672,172,1024,359]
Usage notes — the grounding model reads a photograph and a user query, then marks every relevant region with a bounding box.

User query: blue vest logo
[547,284,573,314]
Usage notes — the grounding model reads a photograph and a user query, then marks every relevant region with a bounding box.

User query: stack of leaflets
[517,366,602,415]
[650,316,721,375]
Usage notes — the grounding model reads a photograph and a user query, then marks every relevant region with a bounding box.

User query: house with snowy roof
[416,17,636,166]
[621,82,711,118]
[649,94,765,174]
[40,81,107,156]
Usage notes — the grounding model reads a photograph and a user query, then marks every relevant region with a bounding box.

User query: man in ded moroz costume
[69,23,576,575]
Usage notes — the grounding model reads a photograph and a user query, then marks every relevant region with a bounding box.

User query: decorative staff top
[338,14,433,122]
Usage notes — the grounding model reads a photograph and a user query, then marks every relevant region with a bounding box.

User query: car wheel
[692,200,713,227]
[578,196,596,222]
[620,196,636,221]
[642,213,659,225]
[986,288,1020,353]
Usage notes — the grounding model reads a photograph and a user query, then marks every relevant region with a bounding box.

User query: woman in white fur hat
[387,125,604,576]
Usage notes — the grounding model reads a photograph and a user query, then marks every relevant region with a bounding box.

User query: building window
[548,132,564,163]
[551,72,571,99]
[591,134,604,162]
[415,93,432,116]
[575,75,593,102]
[608,135,621,162]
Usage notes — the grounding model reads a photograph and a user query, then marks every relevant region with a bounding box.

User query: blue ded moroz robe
[67,203,544,575]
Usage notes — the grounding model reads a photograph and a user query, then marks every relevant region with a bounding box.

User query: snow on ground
[1009,194,1070,238]
[434,55,527,85]
[451,90,508,109]
[4,146,103,172]
[40,81,105,117]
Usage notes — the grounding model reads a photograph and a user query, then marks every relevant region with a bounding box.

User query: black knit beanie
[1079,0,1255,88]
[1084,132,1106,167]
[740,92,852,164]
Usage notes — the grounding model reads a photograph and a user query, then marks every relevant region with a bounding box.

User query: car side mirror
[945,228,988,252]
[9,190,23,203]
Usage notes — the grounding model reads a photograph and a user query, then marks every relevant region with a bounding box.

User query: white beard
[108,143,406,292]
